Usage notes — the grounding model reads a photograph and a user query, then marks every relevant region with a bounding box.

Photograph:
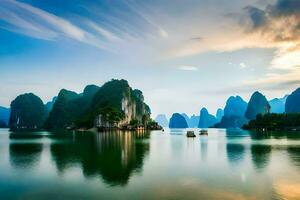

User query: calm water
[0,128,300,200]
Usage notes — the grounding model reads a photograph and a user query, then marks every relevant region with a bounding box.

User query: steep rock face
[169,113,188,128]
[155,114,169,127]
[269,96,287,113]
[91,80,150,128]
[216,108,224,122]
[198,108,217,128]
[285,88,300,113]
[0,106,10,126]
[245,91,270,120]
[9,93,47,129]
[215,96,248,128]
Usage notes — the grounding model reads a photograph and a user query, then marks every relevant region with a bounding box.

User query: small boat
[186,131,196,137]
[199,130,208,136]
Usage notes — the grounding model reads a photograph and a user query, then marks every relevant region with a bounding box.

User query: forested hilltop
[9,79,160,131]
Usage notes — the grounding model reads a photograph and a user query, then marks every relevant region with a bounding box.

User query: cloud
[0,0,110,50]
[178,66,199,71]
[239,63,247,69]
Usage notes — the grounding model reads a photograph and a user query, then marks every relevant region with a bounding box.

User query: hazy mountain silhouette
[216,108,224,122]
[285,88,300,113]
[155,114,169,127]
[0,106,10,127]
[215,96,248,128]
[269,95,287,113]
[198,108,217,128]
[169,113,188,128]
[245,91,270,120]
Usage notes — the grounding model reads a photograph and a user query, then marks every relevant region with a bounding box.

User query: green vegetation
[243,113,300,131]
[45,85,99,129]
[44,79,151,130]
[9,93,47,130]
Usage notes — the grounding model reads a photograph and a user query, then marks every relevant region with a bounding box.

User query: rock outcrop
[45,79,151,129]
[9,93,47,130]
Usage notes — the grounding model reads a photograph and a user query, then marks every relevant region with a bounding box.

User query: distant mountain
[224,96,247,117]
[45,97,57,113]
[198,108,217,128]
[285,88,300,113]
[245,91,270,120]
[155,114,169,127]
[0,106,10,126]
[169,113,188,128]
[216,108,224,122]
[189,114,200,128]
[9,93,47,130]
[215,96,248,128]
[180,113,199,128]
[269,95,287,114]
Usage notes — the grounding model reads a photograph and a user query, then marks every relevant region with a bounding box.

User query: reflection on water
[50,131,150,186]
[9,143,43,169]
[0,128,299,199]
[251,144,271,171]
[226,144,245,165]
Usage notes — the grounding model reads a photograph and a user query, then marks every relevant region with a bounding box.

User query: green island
[9,79,161,131]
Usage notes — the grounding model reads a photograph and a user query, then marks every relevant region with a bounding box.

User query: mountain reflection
[50,130,150,186]
[226,144,245,166]
[9,143,43,169]
[225,129,246,166]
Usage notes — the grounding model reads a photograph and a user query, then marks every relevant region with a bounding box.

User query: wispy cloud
[178,65,198,71]
[0,0,109,50]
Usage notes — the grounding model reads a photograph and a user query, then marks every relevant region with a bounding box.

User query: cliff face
[285,88,300,113]
[92,81,150,128]
[245,91,270,120]
[9,93,47,130]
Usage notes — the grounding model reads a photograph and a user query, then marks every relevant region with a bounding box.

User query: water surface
[0,128,300,200]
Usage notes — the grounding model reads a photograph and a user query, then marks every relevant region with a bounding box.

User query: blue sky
[0,0,299,117]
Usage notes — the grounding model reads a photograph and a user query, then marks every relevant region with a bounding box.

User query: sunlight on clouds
[178,66,198,71]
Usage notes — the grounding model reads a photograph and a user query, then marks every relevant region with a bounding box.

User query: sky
[0,0,299,118]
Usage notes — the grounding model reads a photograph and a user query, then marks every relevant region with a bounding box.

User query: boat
[186,131,196,137]
[199,129,208,135]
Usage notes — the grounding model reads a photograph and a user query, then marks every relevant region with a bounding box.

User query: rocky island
[9,79,161,131]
